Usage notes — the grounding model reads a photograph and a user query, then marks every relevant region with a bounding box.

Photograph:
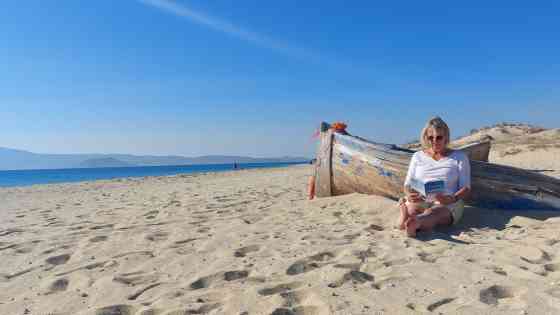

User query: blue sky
[1,1,559,157]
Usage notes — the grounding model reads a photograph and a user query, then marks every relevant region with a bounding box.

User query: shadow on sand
[416,206,560,244]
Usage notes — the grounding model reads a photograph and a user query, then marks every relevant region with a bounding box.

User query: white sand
[2,147,560,314]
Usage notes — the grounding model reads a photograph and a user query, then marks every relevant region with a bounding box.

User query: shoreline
[0,163,309,190]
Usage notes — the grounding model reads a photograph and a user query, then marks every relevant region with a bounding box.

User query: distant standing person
[398,117,471,237]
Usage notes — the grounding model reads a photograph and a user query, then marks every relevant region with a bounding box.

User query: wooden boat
[314,122,560,210]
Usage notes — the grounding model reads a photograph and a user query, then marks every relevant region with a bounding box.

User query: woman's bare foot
[405,216,419,237]
[398,201,408,230]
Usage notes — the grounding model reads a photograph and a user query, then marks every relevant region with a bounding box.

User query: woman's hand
[434,194,455,205]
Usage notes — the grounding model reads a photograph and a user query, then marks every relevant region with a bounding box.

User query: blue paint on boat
[337,152,352,165]
[374,166,393,178]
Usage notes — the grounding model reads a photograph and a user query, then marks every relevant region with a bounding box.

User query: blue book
[409,178,445,197]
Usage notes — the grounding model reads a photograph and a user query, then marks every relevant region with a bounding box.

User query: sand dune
[2,128,560,314]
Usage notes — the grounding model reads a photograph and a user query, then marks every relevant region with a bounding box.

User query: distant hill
[401,122,560,158]
[403,123,554,149]
[78,157,134,168]
[0,147,309,170]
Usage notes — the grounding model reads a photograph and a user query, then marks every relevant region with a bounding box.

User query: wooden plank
[457,141,490,162]
[314,126,334,197]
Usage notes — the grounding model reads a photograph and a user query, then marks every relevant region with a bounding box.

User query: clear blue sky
[2,1,559,158]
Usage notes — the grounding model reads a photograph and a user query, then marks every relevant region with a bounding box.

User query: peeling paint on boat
[374,166,393,178]
[335,143,384,168]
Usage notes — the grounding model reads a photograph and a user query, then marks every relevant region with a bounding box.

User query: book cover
[409,178,445,197]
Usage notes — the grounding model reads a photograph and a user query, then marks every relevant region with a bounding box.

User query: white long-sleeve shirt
[404,150,471,198]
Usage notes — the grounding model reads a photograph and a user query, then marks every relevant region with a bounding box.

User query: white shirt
[404,150,471,198]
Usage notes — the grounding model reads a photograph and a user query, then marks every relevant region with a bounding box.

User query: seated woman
[398,117,471,237]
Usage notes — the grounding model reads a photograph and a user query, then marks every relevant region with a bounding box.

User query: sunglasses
[427,135,444,142]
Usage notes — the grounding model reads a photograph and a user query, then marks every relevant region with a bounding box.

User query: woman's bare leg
[405,206,453,237]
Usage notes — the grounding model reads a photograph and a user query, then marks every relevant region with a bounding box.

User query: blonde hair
[420,116,450,149]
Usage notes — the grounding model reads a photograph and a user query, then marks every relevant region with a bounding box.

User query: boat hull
[315,126,560,210]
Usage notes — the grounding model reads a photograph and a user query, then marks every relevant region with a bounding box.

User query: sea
[0,162,307,188]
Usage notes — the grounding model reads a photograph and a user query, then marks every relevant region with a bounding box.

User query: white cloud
[138,0,327,62]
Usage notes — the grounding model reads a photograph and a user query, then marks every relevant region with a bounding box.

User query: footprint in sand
[189,273,218,289]
[223,271,249,281]
[46,278,69,294]
[46,254,71,266]
[69,225,87,231]
[286,252,336,276]
[94,304,136,315]
[353,249,377,264]
[143,210,159,220]
[485,265,508,276]
[145,231,169,242]
[197,227,211,234]
[169,238,198,250]
[328,270,374,288]
[544,262,560,274]
[479,285,526,308]
[190,270,250,290]
[364,224,384,233]
[42,247,60,255]
[416,252,438,263]
[258,282,305,296]
[234,245,260,257]
[89,235,109,243]
[90,224,114,230]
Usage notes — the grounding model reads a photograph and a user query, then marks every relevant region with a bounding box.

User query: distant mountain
[0,147,309,170]
[78,157,134,168]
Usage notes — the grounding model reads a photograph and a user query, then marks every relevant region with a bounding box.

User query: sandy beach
[2,127,560,314]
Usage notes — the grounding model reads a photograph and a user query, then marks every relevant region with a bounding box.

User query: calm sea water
[0,162,307,188]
